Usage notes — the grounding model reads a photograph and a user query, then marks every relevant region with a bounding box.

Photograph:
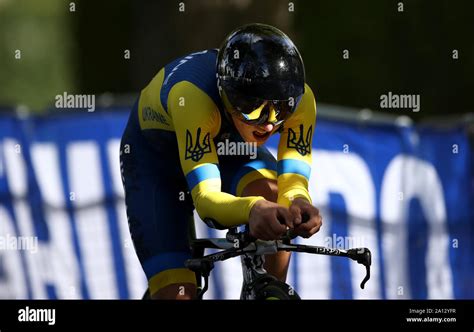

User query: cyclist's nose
[261,123,274,132]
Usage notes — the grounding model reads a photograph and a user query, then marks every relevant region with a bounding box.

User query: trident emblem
[185,128,211,162]
[287,124,312,156]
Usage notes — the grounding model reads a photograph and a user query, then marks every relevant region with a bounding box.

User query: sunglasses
[222,88,303,126]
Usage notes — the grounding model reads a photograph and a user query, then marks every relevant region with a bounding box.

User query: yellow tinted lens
[244,101,267,120]
[267,104,278,123]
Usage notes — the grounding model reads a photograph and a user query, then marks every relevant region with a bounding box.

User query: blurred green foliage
[0,0,75,111]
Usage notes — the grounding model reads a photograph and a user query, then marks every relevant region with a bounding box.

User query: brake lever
[361,265,371,289]
[347,248,372,289]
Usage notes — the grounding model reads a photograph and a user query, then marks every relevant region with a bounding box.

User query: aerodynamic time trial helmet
[217,23,305,126]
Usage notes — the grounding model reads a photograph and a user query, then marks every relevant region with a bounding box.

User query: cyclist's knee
[151,283,196,300]
[241,178,277,202]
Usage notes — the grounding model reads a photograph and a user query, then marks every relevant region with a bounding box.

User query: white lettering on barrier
[68,141,117,299]
[3,138,47,298]
[309,151,381,299]
[0,205,28,298]
[381,155,453,299]
[31,143,81,298]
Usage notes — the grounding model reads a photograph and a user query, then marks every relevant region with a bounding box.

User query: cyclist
[120,23,322,299]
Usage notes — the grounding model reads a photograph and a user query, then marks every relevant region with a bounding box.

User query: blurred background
[0,0,472,299]
[1,0,473,118]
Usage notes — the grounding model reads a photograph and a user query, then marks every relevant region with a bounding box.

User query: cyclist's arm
[169,81,264,227]
[276,83,316,207]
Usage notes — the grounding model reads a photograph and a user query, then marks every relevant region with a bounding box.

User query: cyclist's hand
[289,198,322,238]
[249,200,291,240]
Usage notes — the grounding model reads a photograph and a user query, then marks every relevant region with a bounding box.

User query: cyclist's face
[231,113,278,146]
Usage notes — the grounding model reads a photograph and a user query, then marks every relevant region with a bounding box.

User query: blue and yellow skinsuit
[120,49,316,295]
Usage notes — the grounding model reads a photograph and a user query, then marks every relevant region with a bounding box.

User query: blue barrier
[0,109,472,299]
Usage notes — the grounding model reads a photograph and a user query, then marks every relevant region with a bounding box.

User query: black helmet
[217,23,305,125]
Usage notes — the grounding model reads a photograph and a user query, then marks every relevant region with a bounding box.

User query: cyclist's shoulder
[163,49,218,91]
[162,49,222,112]
[168,81,222,120]
[168,79,223,135]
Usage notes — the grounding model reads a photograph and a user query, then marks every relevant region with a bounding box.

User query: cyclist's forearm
[277,173,311,207]
[278,189,311,207]
[193,189,264,227]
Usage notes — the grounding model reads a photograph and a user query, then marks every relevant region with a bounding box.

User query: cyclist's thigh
[219,145,277,197]
[120,105,196,297]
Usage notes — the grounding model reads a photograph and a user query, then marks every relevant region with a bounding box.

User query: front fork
[240,252,268,300]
